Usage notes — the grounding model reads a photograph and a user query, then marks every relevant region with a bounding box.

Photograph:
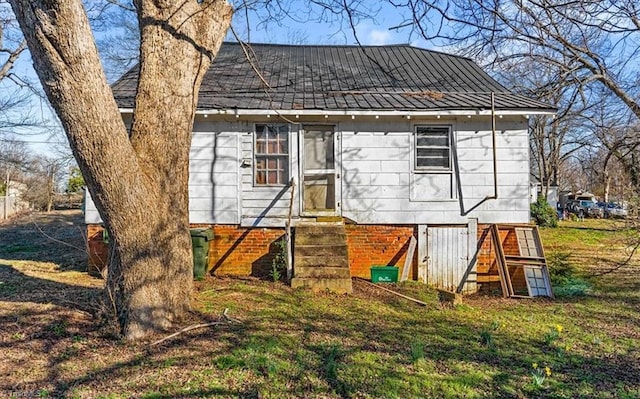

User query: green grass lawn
[1,213,639,398]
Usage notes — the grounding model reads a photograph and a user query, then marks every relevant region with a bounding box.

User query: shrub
[531,197,558,227]
[547,251,591,297]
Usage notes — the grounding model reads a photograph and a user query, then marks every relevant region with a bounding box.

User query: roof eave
[118,108,556,116]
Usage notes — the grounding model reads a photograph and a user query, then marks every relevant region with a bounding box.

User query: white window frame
[414,125,453,172]
[254,124,290,186]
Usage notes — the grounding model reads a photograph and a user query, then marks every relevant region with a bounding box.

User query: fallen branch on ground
[354,277,428,306]
[150,308,241,346]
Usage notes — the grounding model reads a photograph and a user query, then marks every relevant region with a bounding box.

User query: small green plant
[530,363,552,388]
[479,320,500,349]
[270,236,287,282]
[47,321,68,337]
[531,196,558,227]
[323,345,344,387]
[543,324,563,345]
[479,330,493,348]
[72,335,86,343]
[410,341,425,363]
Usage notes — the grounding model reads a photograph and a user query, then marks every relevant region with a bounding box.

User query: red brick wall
[210,225,285,276]
[345,225,417,279]
[87,224,108,277]
[86,224,285,278]
[87,223,418,279]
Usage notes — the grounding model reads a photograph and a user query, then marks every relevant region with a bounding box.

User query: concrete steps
[291,223,352,294]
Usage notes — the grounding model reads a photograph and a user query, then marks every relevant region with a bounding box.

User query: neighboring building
[1,179,28,220]
[85,43,554,293]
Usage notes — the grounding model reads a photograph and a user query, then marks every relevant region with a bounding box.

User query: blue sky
[5,1,444,156]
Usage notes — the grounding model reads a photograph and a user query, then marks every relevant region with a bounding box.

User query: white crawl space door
[422,225,477,293]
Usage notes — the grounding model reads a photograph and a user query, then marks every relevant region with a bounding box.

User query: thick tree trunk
[10,0,232,340]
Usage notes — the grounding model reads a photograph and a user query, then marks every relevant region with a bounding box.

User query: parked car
[567,199,604,218]
[604,203,628,218]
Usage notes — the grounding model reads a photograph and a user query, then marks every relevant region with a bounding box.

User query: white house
[85,43,554,293]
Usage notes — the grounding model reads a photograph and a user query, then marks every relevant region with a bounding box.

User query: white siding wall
[340,116,530,224]
[84,117,243,225]
[189,120,240,224]
[85,115,530,226]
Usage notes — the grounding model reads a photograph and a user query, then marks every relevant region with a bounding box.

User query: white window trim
[414,125,453,173]
[253,123,291,187]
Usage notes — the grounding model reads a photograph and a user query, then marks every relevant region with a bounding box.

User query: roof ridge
[222,41,475,62]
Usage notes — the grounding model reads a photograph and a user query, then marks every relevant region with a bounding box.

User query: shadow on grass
[0,264,100,314]
[2,270,640,398]
[0,210,87,272]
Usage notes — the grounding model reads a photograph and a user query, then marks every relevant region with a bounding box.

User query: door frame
[299,124,341,217]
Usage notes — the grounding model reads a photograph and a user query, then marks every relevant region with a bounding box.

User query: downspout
[488,92,498,200]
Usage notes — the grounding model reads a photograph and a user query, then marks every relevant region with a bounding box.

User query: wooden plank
[476,275,501,283]
[354,278,428,306]
[491,224,514,297]
[400,236,416,282]
[505,258,547,267]
[510,294,533,299]
[490,224,509,297]
[456,219,478,294]
[505,255,546,261]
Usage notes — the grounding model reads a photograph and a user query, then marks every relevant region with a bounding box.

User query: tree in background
[66,166,84,193]
[415,0,640,194]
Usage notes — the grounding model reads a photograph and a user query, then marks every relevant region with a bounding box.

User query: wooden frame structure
[480,224,553,298]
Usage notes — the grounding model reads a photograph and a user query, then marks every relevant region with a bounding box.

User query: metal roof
[112,43,554,113]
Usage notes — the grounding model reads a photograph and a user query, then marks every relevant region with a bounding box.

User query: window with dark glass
[415,126,451,170]
[254,124,289,185]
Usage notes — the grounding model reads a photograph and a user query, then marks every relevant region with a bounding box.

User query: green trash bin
[190,228,214,280]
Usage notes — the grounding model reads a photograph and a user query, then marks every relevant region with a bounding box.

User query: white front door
[301,125,340,216]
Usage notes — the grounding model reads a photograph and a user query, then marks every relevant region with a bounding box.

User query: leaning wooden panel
[490,224,513,297]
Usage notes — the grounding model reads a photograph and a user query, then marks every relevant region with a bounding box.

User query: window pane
[255,171,266,184]
[278,138,288,153]
[415,126,451,170]
[417,148,449,168]
[255,158,266,169]
[267,171,278,184]
[256,141,266,153]
[267,158,277,169]
[417,134,448,147]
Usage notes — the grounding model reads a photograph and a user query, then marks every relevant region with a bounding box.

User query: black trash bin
[190,228,214,280]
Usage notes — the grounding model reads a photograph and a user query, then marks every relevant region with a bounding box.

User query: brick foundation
[210,225,285,277]
[86,223,418,279]
[87,224,108,277]
[86,224,285,278]
[345,224,417,279]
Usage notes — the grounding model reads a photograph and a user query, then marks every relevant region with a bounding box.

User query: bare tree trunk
[10,0,232,340]
[603,170,610,204]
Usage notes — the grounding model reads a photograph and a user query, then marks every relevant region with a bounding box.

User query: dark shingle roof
[112,43,553,113]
